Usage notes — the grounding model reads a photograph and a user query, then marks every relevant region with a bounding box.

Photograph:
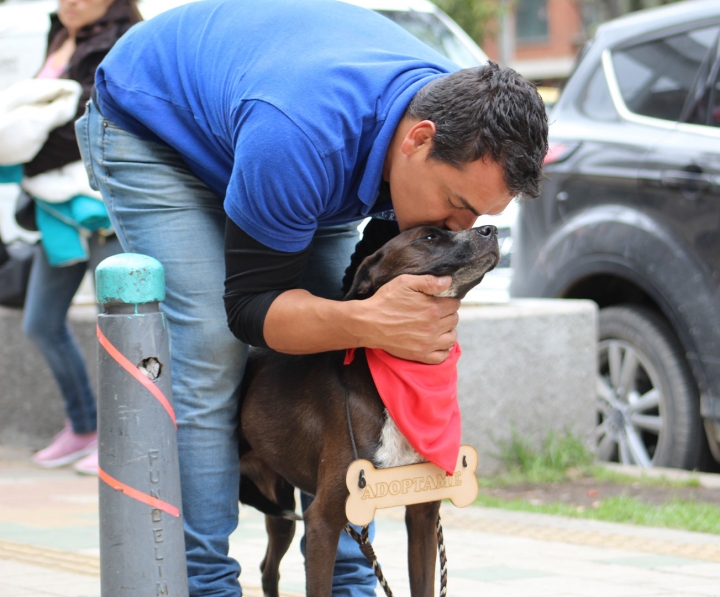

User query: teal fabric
[0,164,23,184]
[69,195,111,230]
[35,195,112,266]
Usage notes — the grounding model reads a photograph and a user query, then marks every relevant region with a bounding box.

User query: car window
[686,45,720,128]
[709,63,720,128]
[612,25,720,122]
[376,10,481,68]
[579,63,619,122]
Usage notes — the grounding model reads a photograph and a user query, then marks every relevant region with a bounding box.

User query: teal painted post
[96,253,188,596]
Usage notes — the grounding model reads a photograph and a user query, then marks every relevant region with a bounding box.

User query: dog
[238,224,499,597]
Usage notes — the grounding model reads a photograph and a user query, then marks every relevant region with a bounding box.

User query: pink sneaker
[32,421,98,468]
[74,448,99,476]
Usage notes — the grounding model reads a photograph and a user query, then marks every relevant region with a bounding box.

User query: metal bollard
[96,253,188,597]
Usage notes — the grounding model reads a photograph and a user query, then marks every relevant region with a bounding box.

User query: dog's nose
[476,225,497,238]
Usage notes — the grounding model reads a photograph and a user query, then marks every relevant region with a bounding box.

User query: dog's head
[345,225,500,301]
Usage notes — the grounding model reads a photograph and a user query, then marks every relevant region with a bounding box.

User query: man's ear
[400,120,436,156]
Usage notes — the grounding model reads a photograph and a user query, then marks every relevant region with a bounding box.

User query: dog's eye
[423,234,437,241]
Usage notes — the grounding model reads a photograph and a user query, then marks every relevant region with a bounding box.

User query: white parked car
[344,0,487,68]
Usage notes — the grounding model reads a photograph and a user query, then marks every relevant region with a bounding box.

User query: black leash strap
[344,381,359,461]
[344,523,394,597]
[344,380,394,595]
[437,515,448,597]
[344,514,448,597]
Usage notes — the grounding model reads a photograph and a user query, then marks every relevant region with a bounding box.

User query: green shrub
[491,428,594,483]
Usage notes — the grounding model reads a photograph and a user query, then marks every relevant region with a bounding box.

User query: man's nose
[445,212,479,231]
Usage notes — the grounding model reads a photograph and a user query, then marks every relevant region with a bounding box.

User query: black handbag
[14,189,38,232]
[0,239,36,308]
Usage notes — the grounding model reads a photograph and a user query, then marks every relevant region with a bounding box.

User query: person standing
[77,0,548,593]
[21,0,142,474]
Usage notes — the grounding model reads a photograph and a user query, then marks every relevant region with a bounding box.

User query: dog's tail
[239,476,302,521]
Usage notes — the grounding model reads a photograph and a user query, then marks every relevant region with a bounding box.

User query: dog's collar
[344,344,462,475]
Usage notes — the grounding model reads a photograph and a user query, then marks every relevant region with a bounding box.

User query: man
[76,0,548,594]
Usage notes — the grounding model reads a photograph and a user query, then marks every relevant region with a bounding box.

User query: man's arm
[263,276,459,363]
[224,218,460,364]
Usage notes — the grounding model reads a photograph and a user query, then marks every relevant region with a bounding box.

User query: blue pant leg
[22,241,96,434]
[22,231,120,434]
[79,102,247,597]
[300,222,378,597]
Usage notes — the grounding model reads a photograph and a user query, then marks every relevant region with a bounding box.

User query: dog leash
[342,379,449,597]
[343,517,449,597]
[437,515,448,597]
[342,376,394,594]
[343,524,394,597]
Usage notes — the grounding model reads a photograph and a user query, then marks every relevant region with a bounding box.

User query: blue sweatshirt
[95,0,457,251]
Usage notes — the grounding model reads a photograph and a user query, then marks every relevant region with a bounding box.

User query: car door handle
[660,170,711,190]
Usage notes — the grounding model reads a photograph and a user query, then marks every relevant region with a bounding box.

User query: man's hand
[263,275,460,363]
[354,274,460,364]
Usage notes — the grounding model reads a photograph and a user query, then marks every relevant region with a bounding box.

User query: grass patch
[481,429,701,489]
[475,493,720,535]
[481,429,594,487]
[475,429,720,534]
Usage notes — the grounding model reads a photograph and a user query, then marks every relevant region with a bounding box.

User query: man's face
[387,120,513,231]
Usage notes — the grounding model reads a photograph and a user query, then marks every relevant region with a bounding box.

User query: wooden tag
[345,445,479,527]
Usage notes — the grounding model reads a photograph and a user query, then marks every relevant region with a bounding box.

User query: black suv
[511,0,720,470]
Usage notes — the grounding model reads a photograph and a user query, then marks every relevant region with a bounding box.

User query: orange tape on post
[97,325,177,428]
[99,468,180,517]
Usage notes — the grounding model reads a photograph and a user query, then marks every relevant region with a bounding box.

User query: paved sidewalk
[2,446,720,597]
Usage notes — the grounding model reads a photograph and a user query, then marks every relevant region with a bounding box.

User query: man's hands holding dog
[357,274,460,364]
[263,275,459,364]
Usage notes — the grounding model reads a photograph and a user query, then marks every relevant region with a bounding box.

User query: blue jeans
[23,231,121,435]
[76,100,376,597]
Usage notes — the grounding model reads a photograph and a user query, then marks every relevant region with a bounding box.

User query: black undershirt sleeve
[224,215,399,349]
[223,218,312,348]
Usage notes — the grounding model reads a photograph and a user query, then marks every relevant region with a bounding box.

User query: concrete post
[96,253,188,597]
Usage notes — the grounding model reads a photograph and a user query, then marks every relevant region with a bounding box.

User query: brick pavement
[2,446,720,597]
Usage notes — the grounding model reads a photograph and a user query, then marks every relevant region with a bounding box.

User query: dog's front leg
[302,490,348,597]
[406,500,441,597]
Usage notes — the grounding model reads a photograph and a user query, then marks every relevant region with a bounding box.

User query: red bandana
[344,344,462,475]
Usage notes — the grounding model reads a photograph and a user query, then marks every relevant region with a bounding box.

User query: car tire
[596,305,704,469]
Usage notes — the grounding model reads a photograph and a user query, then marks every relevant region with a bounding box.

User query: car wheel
[596,305,703,469]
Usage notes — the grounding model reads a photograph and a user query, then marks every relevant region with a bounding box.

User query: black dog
[238,224,499,597]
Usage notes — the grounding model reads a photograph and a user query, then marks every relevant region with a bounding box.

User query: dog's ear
[343,248,389,300]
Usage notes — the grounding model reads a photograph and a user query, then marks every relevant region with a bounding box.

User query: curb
[600,462,720,489]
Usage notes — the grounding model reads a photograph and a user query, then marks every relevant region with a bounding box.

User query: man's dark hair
[406,61,548,199]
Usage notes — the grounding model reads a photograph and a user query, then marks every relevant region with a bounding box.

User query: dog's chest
[374,410,425,469]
